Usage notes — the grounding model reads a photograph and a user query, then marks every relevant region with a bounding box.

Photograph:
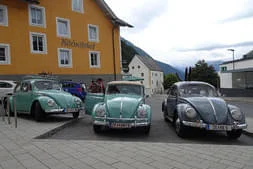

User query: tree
[163,73,179,89]
[190,60,219,87]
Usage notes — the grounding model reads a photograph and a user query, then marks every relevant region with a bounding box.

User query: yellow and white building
[0,0,132,82]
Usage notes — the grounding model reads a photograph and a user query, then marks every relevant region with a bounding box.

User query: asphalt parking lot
[47,95,253,145]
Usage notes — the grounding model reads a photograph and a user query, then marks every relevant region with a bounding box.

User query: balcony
[21,0,40,4]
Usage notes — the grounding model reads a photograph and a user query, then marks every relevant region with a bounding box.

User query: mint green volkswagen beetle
[85,81,151,134]
[9,76,83,121]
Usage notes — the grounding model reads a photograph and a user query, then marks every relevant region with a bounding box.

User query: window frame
[58,48,72,68]
[89,51,100,68]
[0,43,10,64]
[28,4,46,28]
[88,24,99,42]
[56,17,71,38]
[0,4,8,26]
[72,0,84,13]
[29,32,47,54]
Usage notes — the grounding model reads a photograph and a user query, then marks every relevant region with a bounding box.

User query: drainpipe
[112,25,117,81]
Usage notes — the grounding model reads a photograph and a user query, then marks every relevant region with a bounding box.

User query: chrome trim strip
[207,98,217,122]
[120,97,123,118]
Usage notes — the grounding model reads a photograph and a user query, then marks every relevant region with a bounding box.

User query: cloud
[219,0,253,23]
[178,41,253,52]
[129,0,168,31]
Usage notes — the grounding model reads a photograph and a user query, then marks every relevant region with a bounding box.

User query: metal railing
[0,96,17,128]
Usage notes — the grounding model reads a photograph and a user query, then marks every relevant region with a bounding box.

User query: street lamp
[227,49,235,70]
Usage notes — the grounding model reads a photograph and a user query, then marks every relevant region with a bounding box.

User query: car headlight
[74,98,82,105]
[137,105,147,118]
[95,104,106,117]
[185,105,197,119]
[230,108,242,121]
[47,99,55,107]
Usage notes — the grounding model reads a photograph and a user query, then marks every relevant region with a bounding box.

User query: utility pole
[227,49,235,70]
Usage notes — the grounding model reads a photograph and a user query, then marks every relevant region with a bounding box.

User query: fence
[0,96,17,128]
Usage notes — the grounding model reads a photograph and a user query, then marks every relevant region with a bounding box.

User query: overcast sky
[105,0,253,68]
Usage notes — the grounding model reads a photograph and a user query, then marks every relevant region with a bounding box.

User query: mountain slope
[121,37,184,79]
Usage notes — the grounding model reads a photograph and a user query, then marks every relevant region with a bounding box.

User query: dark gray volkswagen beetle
[162,81,247,139]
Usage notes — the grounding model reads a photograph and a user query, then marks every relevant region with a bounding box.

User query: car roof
[174,81,215,88]
[107,81,143,86]
[0,80,17,84]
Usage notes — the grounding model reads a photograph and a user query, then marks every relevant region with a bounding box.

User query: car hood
[105,94,142,118]
[36,90,76,108]
[184,97,228,124]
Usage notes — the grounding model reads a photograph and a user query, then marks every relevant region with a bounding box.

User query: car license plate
[206,124,231,131]
[110,123,131,128]
[65,108,77,112]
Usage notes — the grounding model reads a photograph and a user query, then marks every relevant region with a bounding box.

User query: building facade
[219,50,253,96]
[0,0,132,83]
[128,55,164,96]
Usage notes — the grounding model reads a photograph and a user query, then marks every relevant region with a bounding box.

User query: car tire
[72,112,79,119]
[174,116,187,138]
[93,125,102,133]
[227,129,242,139]
[143,125,151,134]
[34,102,45,122]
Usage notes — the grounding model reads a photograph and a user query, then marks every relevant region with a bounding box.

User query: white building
[219,50,253,96]
[128,55,164,96]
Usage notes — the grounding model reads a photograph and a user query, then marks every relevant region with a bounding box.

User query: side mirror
[22,86,28,92]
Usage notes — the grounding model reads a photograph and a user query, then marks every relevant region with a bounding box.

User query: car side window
[0,82,12,88]
[170,86,177,96]
[21,82,32,92]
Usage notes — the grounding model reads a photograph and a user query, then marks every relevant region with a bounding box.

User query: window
[89,51,100,68]
[138,65,140,69]
[29,5,46,27]
[221,66,227,71]
[58,48,72,68]
[0,5,8,26]
[30,32,47,54]
[141,73,144,77]
[88,24,99,42]
[56,17,71,38]
[132,66,134,69]
[72,0,84,13]
[0,43,10,64]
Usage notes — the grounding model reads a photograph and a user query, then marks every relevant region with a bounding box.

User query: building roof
[24,0,133,27]
[220,49,253,65]
[94,0,133,27]
[135,55,162,72]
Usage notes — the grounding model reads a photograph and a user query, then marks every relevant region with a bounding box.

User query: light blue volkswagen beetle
[85,81,152,134]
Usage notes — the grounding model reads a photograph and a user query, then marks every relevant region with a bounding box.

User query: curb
[35,117,83,139]
[243,129,253,138]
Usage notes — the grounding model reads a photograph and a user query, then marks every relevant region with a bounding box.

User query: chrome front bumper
[182,121,247,131]
[94,116,150,127]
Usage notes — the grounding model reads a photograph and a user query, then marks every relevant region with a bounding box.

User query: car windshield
[107,84,143,96]
[34,80,62,90]
[178,84,218,97]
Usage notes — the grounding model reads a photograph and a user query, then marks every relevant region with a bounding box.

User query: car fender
[31,96,53,112]
[228,104,246,123]
[143,104,152,122]
[162,99,167,112]
[175,103,188,121]
[91,102,105,119]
